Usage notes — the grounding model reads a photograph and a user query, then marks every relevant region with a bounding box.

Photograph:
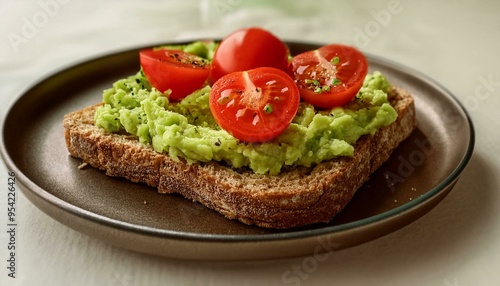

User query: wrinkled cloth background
[1,0,499,285]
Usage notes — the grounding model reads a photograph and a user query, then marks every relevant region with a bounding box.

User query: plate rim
[0,40,475,243]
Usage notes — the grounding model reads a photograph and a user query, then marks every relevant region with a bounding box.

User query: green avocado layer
[95,42,397,175]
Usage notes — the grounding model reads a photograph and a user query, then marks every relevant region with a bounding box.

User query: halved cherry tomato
[211,27,290,82]
[139,48,211,101]
[289,44,368,109]
[209,67,300,143]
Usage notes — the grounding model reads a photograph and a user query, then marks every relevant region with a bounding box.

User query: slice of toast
[63,86,416,229]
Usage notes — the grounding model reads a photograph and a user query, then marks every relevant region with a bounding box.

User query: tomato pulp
[139,48,211,101]
[289,44,368,109]
[209,67,300,143]
[211,27,290,82]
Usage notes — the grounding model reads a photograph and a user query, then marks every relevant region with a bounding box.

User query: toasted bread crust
[63,86,416,228]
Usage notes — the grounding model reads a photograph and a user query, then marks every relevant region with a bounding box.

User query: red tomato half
[211,27,290,82]
[209,67,300,143]
[289,44,368,109]
[139,48,211,101]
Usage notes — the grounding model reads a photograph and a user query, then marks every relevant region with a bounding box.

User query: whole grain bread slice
[63,86,416,229]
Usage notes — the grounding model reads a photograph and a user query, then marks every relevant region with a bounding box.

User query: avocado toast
[63,30,416,229]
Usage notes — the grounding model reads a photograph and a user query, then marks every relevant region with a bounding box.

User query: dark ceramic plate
[0,41,474,260]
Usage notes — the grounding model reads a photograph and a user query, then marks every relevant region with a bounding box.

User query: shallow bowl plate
[0,41,474,260]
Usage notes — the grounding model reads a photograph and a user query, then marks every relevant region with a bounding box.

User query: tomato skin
[139,48,211,101]
[211,27,290,82]
[209,67,300,143]
[289,44,368,109]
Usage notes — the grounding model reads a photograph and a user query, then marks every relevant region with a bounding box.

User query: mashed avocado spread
[94,41,397,175]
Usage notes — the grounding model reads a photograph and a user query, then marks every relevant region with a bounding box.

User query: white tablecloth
[1,0,499,285]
